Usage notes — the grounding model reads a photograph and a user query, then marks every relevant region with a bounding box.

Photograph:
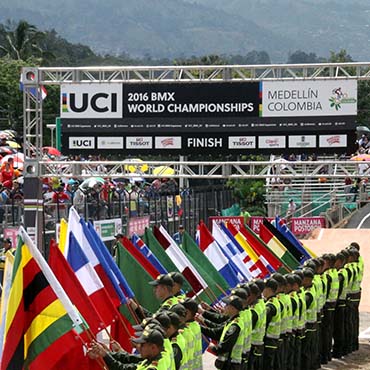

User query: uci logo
[61,84,122,118]
[69,137,95,149]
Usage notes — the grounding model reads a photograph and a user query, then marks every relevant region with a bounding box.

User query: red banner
[249,216,326,235]
[291,217,326,235]
[208,216,245,232]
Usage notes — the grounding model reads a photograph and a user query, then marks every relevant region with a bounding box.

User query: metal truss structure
[38,160,369,180]
[37,62,370,84]
[22,61,370,175]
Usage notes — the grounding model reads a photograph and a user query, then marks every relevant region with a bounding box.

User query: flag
[19,81,47,100]
[259,220,300,270]
[212,222,252,281]
[196,222,239,288]
[121,237,160,279]
[275,216,312,261]
[1,228,84,370]
[87,222,135,299]
[0,251,15,357]
[132,233,168,275]
[153,225,208,295]
[48,241,109,369]
[144,227,193,294]
[65,207,128,305]
[116,243,158,314]
[67,232,118,328]
[48,240,106,336]
[263,219,306,263]
[223,223,265,278]
[181,230,229,298]
[240,224,286,273]
[226,222,269,277]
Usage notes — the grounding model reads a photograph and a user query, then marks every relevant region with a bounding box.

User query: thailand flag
[132,233,168,275]
[153,225,208,295]
[213,222,251,281]
[221,222,263,278]
[196,221,240,288]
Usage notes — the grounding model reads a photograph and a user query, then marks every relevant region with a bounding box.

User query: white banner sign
[319,134,347,147]
[69,136,95,149]
[262,80,357,117]
[288,135,316,148]
[61,83,123,118]
[258,136,286,149]
[228,136,256,149]
[155,136,182,149]
[126,136,153,149]
[97,137,123,149]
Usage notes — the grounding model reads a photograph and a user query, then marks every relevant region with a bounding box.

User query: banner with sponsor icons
[60,80,357,153]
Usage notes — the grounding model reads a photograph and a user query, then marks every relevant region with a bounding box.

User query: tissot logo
[228,136,255,149]
[126,137,153,149]
[69,137,95,149]
[61,84,122,118]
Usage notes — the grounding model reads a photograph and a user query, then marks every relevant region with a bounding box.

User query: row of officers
[88,242,364,370]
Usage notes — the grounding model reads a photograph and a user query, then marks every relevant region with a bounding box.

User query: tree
[287,50,324,64]
[0,20,46,61]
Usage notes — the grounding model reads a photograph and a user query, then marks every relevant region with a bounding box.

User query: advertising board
[60,80,357,154]
[262,80,357,117]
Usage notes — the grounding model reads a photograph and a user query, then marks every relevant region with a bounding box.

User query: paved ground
[204,228,370,369]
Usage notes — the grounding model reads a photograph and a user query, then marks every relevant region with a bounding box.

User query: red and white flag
[153,225,207,295]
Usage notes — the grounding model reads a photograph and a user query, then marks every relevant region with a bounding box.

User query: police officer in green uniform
[130,274,177,320]
[270,273,287,370]
[90,328,166,370]
[181,298,203,370]
[201,295,245,370]
[301,268,317,370]
[321,253,338,364]
[247,282,266,370]
[332,252,347,359]
[262,278,281,370]
[347,245,362,352]
[166,312,186,370]
[169,272,187,301]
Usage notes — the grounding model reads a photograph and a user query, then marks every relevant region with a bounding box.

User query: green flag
[116,243,158,314]
[143,228,192,293]
[181,231,229,293]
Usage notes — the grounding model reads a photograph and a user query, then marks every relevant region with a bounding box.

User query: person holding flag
[129,274,177,320]
[169,272,186,301]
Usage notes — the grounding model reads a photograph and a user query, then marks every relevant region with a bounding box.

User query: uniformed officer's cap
[131,328,164,346]
[302,268,314,279]
[167,312,181,328]
[149,274,174,287]
[134,321,166,336]
[181,298,198,314]
[231,288,248,301]
[170,303,187,318]
[222,295,243,311]
[133,312,171,331]
[252,279,265,292]
[264,278,278,292]
[169,272,185,286]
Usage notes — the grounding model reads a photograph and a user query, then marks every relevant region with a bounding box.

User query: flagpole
[78,323,108,370]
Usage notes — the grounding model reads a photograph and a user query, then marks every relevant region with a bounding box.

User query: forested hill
[186,0,370,61]
[1,0,370,61]
[0,0,298,61]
